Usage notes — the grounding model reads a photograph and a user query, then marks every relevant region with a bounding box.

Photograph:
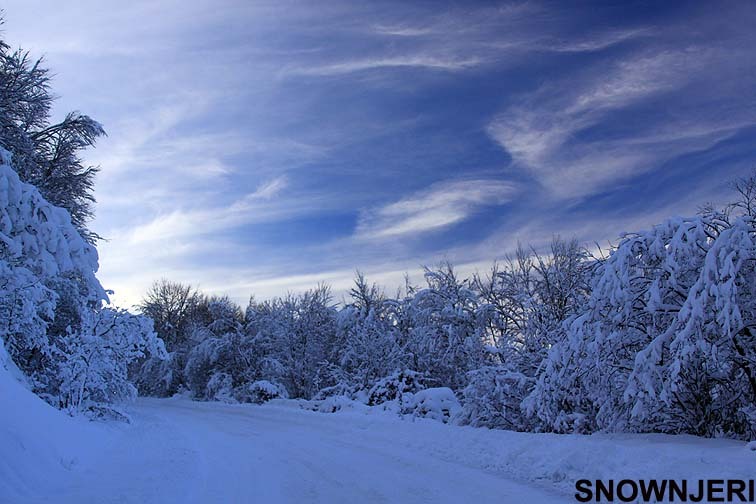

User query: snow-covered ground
[2,348,754,504]
[4,374,756,504]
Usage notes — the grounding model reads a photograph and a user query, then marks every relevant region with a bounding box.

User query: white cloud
[125,175,293,245]
[371,24,435,37]
[547,28,651,53]
[232,176,289,205]
[356,179,517,240]
[285,55,482,76]
[487,48,734,199]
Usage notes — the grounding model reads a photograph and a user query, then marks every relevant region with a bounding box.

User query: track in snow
[48,398,565,504]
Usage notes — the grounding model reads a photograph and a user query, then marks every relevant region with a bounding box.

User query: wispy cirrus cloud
[545,27,652,53]
[288,2,650,79]
[3,0,754,308]
[285,55,483,76]
[126,174,295,245]
[356,179,517,240]
[487,46,754,199]
[371,25,435,38]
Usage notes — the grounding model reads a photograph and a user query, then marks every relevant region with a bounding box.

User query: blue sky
[3,1,756,307]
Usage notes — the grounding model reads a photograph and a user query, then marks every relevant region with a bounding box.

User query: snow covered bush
[206,372,235,403]
[406,264,485,390]
[244,287,337,400]
[184,335,228,399]
[530,216,718,433]
[183,296,254,401]
[367,369,430,406]
[244,380,288,404]
[134,354,176,397]
[181,296,300,404]
[56,308,166,419]
[298,394,369,414]
[0,147,105,390]
[0,261,56,387]
[0,80,110,406]
[475,239,591,376]
[133,289,246,398]
[402,387,461,423]
[458,366,533,430]
[463,238,591,431]
[335,273,404,391]
[313,379,361,401]
[0,148,104,295]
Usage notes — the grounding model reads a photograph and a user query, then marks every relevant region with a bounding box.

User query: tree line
[135,185,756,440]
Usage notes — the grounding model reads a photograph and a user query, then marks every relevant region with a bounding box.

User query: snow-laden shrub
[402,387,461,423]
[335,275,404,391]
[458,366,533,430]
[529,216,716,433]
[184,335,226,399]
[302,394,370,414]
[628,218,756,438]
[314,380,359,401]
[407,264,485,391]
[367,369,430,406]
[0,261,56,386]
[243,380,288,404]
[135,354,175,397]
[206,372,235,403]
[56,308,166,419]
[0,148,105,299]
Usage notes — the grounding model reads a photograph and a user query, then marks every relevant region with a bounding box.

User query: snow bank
[0,340,107,502]
[268,399,756,497]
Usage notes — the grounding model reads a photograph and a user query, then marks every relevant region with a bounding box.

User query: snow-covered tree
[334,272,404,391]
[0,261,56,388]
[133,280,210,396]
[529,216,720,433]
[0,144,168,418]
[627,215,756,438]
[0,25,105,241]
[56,308,165,418]
[0,147,106,386]
[477,238,590,371]
[407,263,484,390]
[278,286,338,399]
[138,279,202,348]
[460,238,591,430]
[183,296,249,400]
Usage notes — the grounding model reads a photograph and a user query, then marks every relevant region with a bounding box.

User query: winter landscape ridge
[2,1,756,503]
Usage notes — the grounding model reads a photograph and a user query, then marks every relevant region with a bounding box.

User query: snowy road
[49,398,566,504]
